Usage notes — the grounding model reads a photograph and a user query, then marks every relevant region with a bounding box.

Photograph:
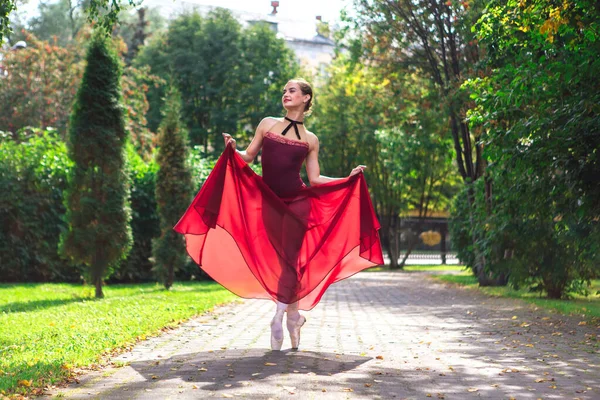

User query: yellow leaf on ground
[467,388,479,392]
[264,362,277,366]
[18,380,32,387]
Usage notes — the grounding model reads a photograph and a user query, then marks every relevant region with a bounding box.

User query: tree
[1,0,18,43]
[236,21,299,144]
[351,0,504,283]
[314,55,459,268]
[59,31,132,298]
[457,0,600,298]
[0,31,85,134]
[152,85,193,289]
[134,9,298,154]
[27,0,86,46]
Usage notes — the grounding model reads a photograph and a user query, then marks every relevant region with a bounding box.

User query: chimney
[271,1,279,15]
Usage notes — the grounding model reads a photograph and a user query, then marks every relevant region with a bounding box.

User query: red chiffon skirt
[174,146,384,310]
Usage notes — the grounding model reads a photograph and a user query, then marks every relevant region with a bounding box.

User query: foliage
[456,0,600,297]
[60,31,132,298]
[110,145,160,283]
[26,0,87,46]
[0,128,84,282]
[0,0,17,43]
[134,9,299,153]
[351,0,487,183]
[120,63,162,159]
[0,31,86,135]
[314,56,460,268]
[0,281,236,396]
[115,7,166,66]
[152,86,193,289]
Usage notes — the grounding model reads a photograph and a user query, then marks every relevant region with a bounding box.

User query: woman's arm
[223,117,276,164]
[305,134,366,186]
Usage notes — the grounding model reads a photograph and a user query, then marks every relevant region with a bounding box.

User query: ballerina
[175,78,383,350]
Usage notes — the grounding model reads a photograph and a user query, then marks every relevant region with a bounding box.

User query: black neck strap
[281,116,303,140]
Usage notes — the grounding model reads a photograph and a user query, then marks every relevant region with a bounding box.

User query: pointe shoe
[271,311,284,351]
[287,314,306,350]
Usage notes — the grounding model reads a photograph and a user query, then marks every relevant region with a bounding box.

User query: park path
[47,272,599,399]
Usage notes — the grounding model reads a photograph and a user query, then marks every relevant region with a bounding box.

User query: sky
[17,0,354,38]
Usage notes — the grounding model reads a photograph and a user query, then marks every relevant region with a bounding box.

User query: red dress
[174,131,384,310]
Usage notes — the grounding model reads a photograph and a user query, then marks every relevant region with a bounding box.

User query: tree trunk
[388,214,401,269]
[165,263,174,290]
[398,232,416,268]
[440,226,447,265]
[92,248,105,298]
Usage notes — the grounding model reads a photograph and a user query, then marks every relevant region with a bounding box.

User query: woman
[174,78,383,351]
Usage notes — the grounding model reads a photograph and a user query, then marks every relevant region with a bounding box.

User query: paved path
[48,272,600,399]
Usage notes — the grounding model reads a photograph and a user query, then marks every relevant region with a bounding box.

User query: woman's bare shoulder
[306,131,319,149]
[260,116,283,126]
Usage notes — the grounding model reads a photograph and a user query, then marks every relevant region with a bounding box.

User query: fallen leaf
[222,395,234,398]
[535,378,545,383]
[224,384,232,388]
[342,388,353,392]
[18,380,32,387]
[376,355,384,360]
[426,394,432,398]
[198,368,207,372]
[151,375,158,380]
[467,388,479,392]
[192,385,199,389]
[364,383,372,387]
[578,321,587,326]
[264,362,277,366]
[322,388,327,392]
[512,316,518,320]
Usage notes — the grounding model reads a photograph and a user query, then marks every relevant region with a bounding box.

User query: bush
[450,170,600,299]
[110,145,160,283]
[0,128,84,282]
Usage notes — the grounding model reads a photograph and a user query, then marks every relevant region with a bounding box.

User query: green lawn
[366,264,466,272]
[0,282,237,397]
[434,272,600,321]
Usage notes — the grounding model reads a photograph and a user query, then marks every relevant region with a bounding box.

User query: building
[144,0,336,74]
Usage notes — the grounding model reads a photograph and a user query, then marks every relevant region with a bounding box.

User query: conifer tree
[60,31,132,298]
[152,85,193,289]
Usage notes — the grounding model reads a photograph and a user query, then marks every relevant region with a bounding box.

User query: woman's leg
[270,301,288,351]
[286,301,306,350]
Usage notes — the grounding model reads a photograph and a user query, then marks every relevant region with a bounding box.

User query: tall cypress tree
[60,31,132,298]
[152,85,193,289]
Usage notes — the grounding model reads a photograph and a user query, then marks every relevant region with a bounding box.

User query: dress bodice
[261,131,309,198]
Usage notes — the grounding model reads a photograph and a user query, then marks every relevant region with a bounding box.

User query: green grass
[0,282,237,396]
[404,265,467,272]
[365,264,466,272]
[434,273,600,321]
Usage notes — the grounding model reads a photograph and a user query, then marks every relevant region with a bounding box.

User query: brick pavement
[48,272,600,399]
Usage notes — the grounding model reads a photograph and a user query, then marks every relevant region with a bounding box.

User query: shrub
[0,128,83,281]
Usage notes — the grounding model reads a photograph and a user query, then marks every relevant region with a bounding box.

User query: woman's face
[282,81,309,110]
